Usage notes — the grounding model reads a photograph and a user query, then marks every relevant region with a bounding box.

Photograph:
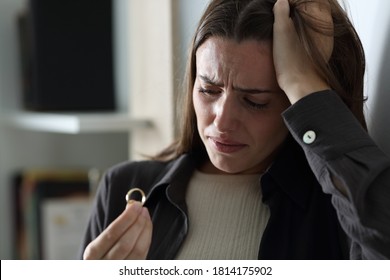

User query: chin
[210,156,265,175]
[210,160,247,174]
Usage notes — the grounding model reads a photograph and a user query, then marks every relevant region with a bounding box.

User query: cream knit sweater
[176,170,270,260]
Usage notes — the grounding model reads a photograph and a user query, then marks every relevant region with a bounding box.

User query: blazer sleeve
[282,90,390,259]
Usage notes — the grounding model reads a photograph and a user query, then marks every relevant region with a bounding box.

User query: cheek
[259,97,290,136]
[193,92,202,125]
[193,92,212,128]
[193,91,201,115]
[250,111,288,145]
[261,117,288,144]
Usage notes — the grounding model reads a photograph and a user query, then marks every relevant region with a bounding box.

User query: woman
[80,0,390,259]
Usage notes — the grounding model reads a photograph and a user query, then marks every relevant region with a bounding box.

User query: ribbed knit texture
[175,170,270,260]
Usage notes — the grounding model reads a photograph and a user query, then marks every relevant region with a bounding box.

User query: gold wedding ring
[126,188,146,205]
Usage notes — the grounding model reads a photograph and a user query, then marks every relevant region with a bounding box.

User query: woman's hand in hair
[83,201,153,260]
[273,0,333,104]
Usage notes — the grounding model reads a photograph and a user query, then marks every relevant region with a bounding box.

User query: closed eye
[198,87,221,95]
[244,98,268,110]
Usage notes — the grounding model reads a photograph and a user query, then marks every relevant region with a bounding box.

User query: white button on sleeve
[303,130,316,144]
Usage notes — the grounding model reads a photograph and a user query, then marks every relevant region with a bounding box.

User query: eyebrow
[198,74,274,94]
[199,75,223,87]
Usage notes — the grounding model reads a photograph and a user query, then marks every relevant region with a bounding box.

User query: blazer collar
[145,154,195,210]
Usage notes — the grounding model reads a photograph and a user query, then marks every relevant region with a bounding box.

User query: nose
[213,93,240,133]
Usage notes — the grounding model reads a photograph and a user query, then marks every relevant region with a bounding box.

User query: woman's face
[193,37,290,174]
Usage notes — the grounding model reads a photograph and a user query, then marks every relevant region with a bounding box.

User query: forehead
[195,37,276,86]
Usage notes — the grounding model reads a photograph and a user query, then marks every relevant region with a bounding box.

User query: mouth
[207,137,247,154]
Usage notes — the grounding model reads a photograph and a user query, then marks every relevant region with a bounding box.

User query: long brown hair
[154,0,366,161]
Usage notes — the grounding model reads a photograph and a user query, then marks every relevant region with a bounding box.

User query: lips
[208,137,247,154]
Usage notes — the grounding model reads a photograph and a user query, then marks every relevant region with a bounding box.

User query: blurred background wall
[347,0,390,156]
